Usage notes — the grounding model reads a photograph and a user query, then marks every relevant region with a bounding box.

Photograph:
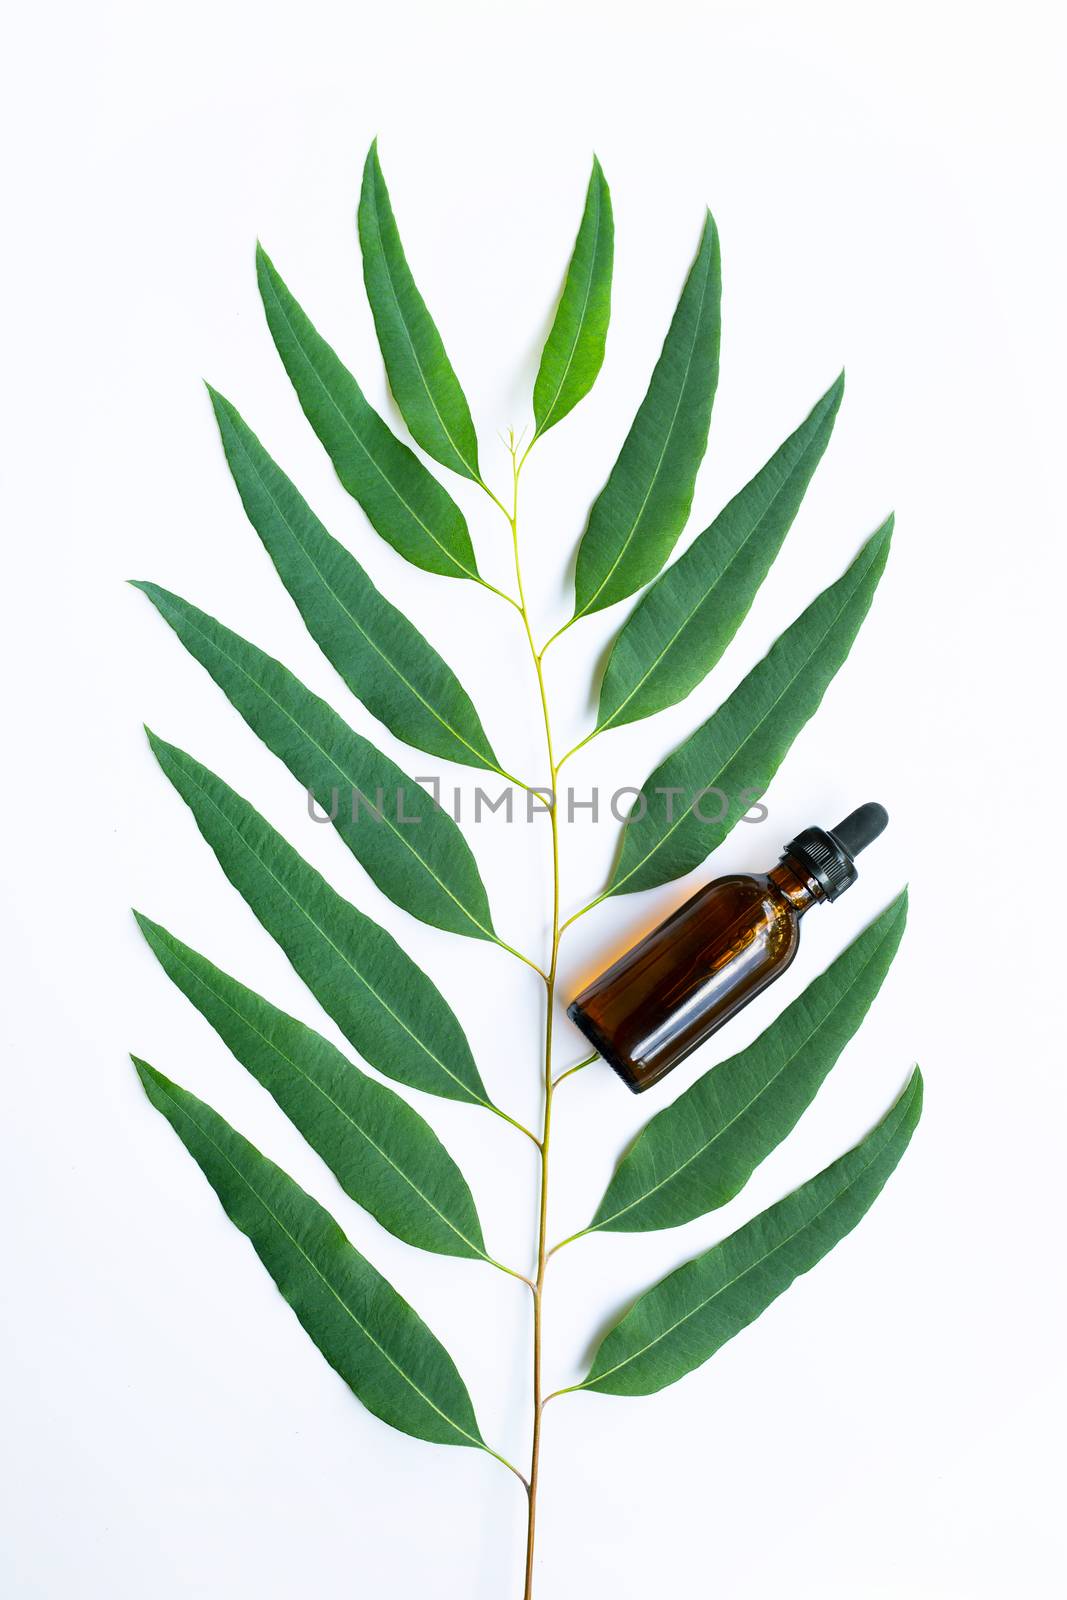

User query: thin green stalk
[482,436,564,1600]
[476,574,524,611]
[553,1053,596,1089]
[555,727,598,770]
[538,614,576,657]
[546,1224,590,1257]
[478,476,515,522]
[488,760,537,793]
[488,1103,542,1148]
[559,890,609,937]
[495,936,549,982]
[488,1256,538,1292]
[481,433,604,1593]
[484,1441,532,1488]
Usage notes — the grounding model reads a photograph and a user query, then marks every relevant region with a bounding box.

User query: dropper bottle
[567,803,889,1093]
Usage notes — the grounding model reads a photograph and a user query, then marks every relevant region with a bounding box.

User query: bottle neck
[770,854,827,915]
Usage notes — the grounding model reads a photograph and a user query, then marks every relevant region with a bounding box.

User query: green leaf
[208,388,505,775]
[588,892,907,1234]
[256,246,480,581]
[580,1069,922,1397]
[572,212,721,619]
[133,582,497,943]
[358,141,480,482]
[596,375,844,732]
[146,731,490,1108]
[133,1059,488,1448]
[134,916,488,1259]
[532,157,614,438]
[611,520,892,896]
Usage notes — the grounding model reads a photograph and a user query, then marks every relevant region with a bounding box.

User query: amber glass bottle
[568,803,888,1093]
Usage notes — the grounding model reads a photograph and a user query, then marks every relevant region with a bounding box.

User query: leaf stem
[495,936,550,981]
[537,614,576,658]
[484,1441,532,1489]
[552,1053,596,1089]
[559,890,610,938]
[542,1384,582,1405]
[546,1225,591,1257]
[487,1256,538,1293]
[490,762,537,794]
[555,727,598,771]
[478,477,515,522]
[476,574,524,611]
[488,1103,543,1148]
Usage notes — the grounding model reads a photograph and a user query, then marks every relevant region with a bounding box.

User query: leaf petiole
[494,936,549,980]
[476,574,524,610]
[552,1054,596,1089]
[541,1384,582,1406]
[486,1257,538,1293]
[487,1104,542,1149]
[559,890,610,938]
[537,615,575,659]
[475,476,514,521]
[554,727,597,772]
[546,1226,590,1259]
[482,1442,531,1490]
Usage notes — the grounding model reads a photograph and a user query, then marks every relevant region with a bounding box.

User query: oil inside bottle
[568,803,888,1093]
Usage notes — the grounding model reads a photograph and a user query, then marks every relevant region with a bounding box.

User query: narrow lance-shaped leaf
[596,374,845,733]
[532,157,614,438]
[133,582,498,943]
[358,141,481,482]
[146,730,491,1108]
[588,891,908,1234]
[580,1069,922,1397]
[611,519,892,896]
[208,388,507,776]
[134,1060,490,1449]
[572,212,721,619]
[256,246,480,581]
[134,915,489,1260]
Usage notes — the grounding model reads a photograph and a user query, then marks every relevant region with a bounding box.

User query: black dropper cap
[783,802,889,902]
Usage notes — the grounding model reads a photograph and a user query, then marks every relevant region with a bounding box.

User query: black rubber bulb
[830,802,889,860]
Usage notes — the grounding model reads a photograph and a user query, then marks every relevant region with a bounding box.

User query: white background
[3,2,1065,1595]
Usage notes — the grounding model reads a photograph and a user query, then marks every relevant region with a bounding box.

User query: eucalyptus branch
[480,430,564,1600]
[130,147,919,1600]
